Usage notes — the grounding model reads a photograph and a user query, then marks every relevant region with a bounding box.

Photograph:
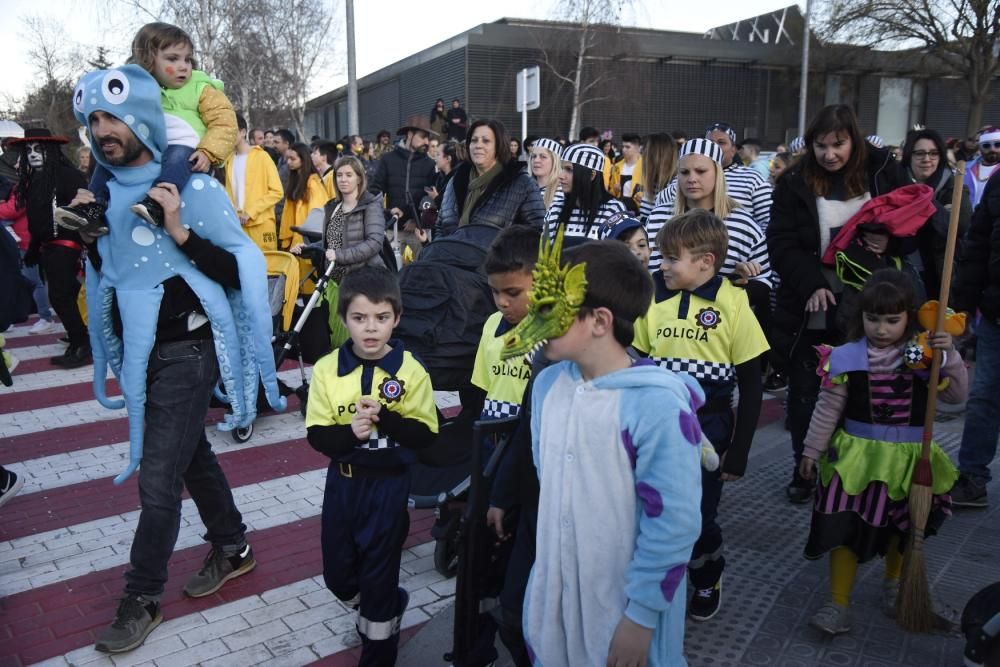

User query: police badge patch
[378,377,406,403]
[695,307,722,331]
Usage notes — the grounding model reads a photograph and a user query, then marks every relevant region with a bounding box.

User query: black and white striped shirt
[646,203,771,288]
[638,196,656,224]
[654,163,774,232]
[545,197,627,240]
[541,186,565,219]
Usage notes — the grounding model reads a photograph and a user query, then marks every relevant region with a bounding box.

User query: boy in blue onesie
[633,209,769,622]
[518,239,703,667]
[305,266,438,667]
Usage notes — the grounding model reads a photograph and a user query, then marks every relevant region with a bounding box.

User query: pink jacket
[0,189,29,252]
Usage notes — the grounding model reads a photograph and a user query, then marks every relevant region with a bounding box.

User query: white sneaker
[28,319,59,335]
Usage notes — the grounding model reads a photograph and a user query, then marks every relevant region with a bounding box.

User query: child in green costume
[57,22,237,233]
[799,268,967,636]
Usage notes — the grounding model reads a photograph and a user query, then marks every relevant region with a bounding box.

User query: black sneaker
[0,469,24,509]
[94,594,162,653]
[787,467,815,504]
[763,371,787,393]
[950,475,988,508]
[689,578,722,621]
[50,344,92,369]
[54,201,109,236]
[130,195,164,227]
[183,543,256,597]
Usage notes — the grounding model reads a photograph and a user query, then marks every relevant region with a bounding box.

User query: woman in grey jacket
[436,119,545,236]
[291,156,385,278]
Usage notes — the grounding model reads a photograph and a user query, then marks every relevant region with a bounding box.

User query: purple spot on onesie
[661,563,687,602]
[636,482,663,517]
[679,409,702,446]
[687,383,705,410]
[621,428,637,468]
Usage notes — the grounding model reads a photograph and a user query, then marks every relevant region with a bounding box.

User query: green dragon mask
[500,225,588,361]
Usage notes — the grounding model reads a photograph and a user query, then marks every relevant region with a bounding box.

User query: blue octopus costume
[73,65,285,484]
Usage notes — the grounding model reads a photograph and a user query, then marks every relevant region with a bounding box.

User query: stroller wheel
[434,537,459,578]
[232,424,254,443]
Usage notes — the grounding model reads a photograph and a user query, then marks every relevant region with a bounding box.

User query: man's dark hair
[236,113,247,132]
[276,128,296,146]
[622,133,642,145]
[467,119,512,165]
[579,126,600,143]
[337,266,402,319]
[314,141,338,166]
[484,225,541,275]
[376,130,390,141]
[523,135,539,152]
[742,137,761,149]
[672,131,688,143]
[563,241,653,347]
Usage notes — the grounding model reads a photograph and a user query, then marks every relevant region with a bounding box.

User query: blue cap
[600,212,645,241]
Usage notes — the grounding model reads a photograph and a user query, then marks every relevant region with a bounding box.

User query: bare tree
[818,0,1000,135]
[273,0,336,140]
[539,0,632,139]
[17,16,83,139]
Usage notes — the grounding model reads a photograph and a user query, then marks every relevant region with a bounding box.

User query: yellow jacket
[320,168,336,200]
[608,156,644,200]
[224,146,284,251]
[196,86,238,165]
[280,174,331,294]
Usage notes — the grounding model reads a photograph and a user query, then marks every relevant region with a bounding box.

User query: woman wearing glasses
[902,128,972,298]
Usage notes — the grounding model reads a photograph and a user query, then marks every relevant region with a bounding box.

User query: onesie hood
[72,65,166,170]
[569,360,706,408]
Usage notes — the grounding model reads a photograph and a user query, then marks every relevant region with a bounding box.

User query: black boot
[54,201,110,236]
[786,466,815,504]
[130,195,164,227]
[51,344,92,369]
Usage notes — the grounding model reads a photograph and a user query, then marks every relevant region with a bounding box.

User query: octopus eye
[101,71,130,105]
[72,83,86,113]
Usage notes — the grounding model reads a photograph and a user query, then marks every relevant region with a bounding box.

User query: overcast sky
[1,0,803,104]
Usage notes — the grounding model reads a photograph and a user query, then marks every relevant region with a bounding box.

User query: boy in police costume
[305,266,438,666]
[633,209,768,622]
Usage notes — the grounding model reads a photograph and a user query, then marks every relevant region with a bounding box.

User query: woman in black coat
[436,119,545,235]
[766,104,907,503]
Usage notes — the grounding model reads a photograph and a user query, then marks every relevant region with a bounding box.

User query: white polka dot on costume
[156,234,162,239]
[137,124,149,138]
[90,98,97,105]
[181,202,186,208]
[164,262,171,267]
[223,210,229,215]
[183,224,191,230]
[197,221,204,226]
[141,256,148,262]
[131,227,155,246]
[191,179,205,191]
[124,114,135,125]
[208,180,218,188]
[134,263,139,268]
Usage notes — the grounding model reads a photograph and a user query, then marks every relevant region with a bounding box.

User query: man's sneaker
[951,475,988,508]
[130,196,164,227]
[787,467,815,504]
[0,469,24,509]
[54,201,109,236]
[763,371,787,393]
[50,344,92,369]
[28,318,60,335]
[94,594,162,653]
[809,602,851,635]
[183,543,256,597]
[689,578,722,621]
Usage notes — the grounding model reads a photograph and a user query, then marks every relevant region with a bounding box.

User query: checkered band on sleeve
[680,138,724,165]
[481,399,522,420]
[652,357,735,383]
[561,143,606,173]
[534,138,562,154]
[359,434,398,450]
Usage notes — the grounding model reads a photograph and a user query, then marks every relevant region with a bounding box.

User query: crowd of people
[2,17,1000,667]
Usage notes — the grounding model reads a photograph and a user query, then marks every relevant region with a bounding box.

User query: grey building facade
[305,8,1000,148]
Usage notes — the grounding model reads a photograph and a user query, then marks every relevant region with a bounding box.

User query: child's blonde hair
[655,209,728,272]
[129,22,197,72]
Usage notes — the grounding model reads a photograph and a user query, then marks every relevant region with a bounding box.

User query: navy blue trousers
[689,410,734,589]
[322,466,410,667]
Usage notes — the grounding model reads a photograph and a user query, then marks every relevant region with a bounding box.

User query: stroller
[396,223,505,577]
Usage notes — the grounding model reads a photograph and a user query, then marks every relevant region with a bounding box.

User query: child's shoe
[54,201,109,236]
[0,468,23,508]
[809,602,851,635]
[131,196,164,227]
[689,577,722,621]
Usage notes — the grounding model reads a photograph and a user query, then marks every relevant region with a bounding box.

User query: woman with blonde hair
[529,137,563,212]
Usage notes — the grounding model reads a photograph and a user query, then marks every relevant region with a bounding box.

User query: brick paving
[4,316,994,666]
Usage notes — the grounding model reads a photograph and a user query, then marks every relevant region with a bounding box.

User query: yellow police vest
[472,311,532,418]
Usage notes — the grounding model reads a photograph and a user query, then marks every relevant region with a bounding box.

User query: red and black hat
[7,128,70,146]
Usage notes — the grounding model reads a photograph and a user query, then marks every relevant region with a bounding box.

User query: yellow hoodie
[224,146,284,251]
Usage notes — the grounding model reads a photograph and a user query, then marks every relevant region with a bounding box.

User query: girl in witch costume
[799,268,966,636]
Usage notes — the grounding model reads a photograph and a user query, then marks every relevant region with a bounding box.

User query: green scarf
[460,162,502,227]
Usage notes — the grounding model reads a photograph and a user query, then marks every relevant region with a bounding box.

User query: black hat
[8,128,70,146]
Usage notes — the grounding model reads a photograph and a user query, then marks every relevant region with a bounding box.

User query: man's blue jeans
[124,339,246,599]
[959,317,1000,483]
